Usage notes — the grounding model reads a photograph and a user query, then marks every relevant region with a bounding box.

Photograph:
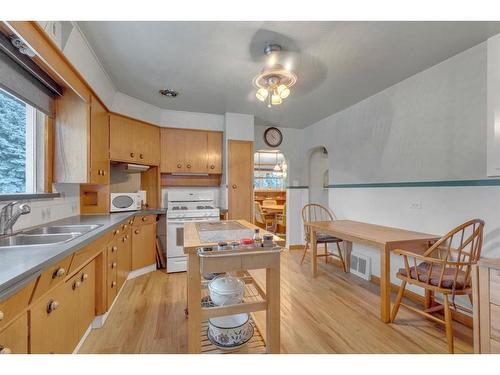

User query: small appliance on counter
[110,192,142,212]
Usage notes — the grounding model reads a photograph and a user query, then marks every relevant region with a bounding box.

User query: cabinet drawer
[490,269,500,305]
[0,279,35,332]
[491,303,500,341]
[69,232,112,276]
[0,313,28,354]
[31,255,73,302]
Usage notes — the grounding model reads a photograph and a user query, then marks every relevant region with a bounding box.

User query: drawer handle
[135,229,140,234]
[52,267,66,279]
[47,300,59,313]
[0,346,12,354]
[0,310,4,321]
[130,152,135,158]
[210,165,215,169]
[140,154,144,159]
[111,281,116,288]
[81,273,89,282]
[177,163,182,168]
[111,246,118,252]
[111,262,117,269]
[72,281,81,290]
[187,164,192,169]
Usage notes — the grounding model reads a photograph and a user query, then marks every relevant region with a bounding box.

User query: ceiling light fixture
[253,44,297,108]
[159,89,179,98]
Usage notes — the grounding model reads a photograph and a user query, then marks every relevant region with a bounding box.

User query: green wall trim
[328,179,500,188]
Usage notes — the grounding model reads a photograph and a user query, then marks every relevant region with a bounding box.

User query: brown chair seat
[398,262,467,289]
[316,233,343,243]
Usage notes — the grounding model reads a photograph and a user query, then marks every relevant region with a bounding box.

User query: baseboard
[370,275,473,328]
[127,263,157,280]
[73,322,93,353]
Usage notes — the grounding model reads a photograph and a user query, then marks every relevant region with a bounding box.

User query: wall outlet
[410,202,422,209]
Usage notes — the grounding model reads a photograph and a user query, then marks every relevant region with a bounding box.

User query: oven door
[166,217,218,258]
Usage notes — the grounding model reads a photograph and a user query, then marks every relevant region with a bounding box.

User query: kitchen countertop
[0,209,165,301]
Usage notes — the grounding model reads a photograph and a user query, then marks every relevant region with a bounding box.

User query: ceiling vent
[159,89,179,98]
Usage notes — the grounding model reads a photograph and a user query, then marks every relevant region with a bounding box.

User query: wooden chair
[275,204,286,236]
[254,201,275,232]
[390,219,485,354]
[301,203,346,272]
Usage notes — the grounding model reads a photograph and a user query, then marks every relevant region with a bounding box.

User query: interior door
[227,140,254,222]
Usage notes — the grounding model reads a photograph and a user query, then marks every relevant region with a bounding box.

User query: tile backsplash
[0,184,80,232]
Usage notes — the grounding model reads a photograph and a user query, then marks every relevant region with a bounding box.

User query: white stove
[164,191,220,272]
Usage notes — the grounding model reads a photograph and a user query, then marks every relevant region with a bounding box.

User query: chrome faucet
[0,201,31,235]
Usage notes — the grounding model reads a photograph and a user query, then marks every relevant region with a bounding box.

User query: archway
[307,146,329,207]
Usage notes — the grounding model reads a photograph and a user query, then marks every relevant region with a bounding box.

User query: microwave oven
[110,192,142,212]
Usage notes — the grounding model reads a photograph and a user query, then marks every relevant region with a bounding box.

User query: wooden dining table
[304,220,440,323]
[262,204,284,213]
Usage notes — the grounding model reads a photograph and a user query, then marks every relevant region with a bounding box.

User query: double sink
[0,224,102,248]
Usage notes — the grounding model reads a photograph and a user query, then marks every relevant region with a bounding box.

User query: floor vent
[350,253,371,281]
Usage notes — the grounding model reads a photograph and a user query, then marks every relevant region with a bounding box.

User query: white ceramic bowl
[207,313,254,350]
[208,275,245,306]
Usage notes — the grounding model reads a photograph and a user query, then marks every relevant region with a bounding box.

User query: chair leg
[443,295,455,354]
[325,243,328,264]
[336,242,346,272]
[300,241,309,265]
[390,280,406,322]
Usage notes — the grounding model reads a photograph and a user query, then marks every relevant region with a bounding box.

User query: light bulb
[271,94,282,105]
[277,84,290,99]
[256,88,268,102]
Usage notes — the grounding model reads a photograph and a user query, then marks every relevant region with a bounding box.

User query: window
[254,151,287,191]
[0,88,45,194]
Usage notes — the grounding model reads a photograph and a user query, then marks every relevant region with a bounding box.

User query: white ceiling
[78,21,500,129]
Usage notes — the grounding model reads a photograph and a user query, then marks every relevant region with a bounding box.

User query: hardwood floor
[79,249,473,354]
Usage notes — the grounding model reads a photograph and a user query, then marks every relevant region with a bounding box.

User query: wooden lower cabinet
[75,261,96,340]
[0,313,28,354]
[131,219,156,270]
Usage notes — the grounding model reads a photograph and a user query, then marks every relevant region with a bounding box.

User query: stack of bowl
[207,275,254,349]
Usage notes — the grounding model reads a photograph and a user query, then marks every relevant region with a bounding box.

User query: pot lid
[209,275,244,295]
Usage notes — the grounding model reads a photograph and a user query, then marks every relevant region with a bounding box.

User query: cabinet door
[135,123,160,166]
[31,279,78,354]
[117,229,132,290]
[0,313,28,354]
[89,96,110,185]
[183,130,208,173]
[161,128,186,173]
[132,223,156,270]
[75,261,96,340]
[228,140,253,222]
[207,131,223,174]
[110,114,136,163]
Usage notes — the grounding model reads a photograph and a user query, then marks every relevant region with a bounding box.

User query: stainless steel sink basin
[0,233,78,247]
[23,224,102,235]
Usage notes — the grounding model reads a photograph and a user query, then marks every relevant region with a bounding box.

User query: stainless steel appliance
[110,192,142,212]
[164,191,220,273]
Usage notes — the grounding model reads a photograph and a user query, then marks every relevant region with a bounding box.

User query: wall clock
[263,127,283,147]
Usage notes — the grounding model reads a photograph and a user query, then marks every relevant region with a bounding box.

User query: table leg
[187,252,201,353]
[342,241,352,273]
[311,229,318,277]
[266,259,281,353]
[380,247,391,323]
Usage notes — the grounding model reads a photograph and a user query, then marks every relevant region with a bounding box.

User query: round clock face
[264,127,283,147]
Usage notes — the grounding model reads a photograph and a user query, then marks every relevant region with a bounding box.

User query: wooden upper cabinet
[89,96,109,185]
[160,128,223,174]
[110,114,160,166]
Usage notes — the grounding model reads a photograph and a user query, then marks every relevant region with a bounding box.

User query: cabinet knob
[130,152,135,157]
[112,245,118,252]
[187,163,192,169]
[210,165,215,170]
[142,217,147,222]
[0,310,4,321]
[81,273,89,282]
[123,224,128,230]
[111,281,116,288]
[102,170,106,176]
[177,163,182,168]
[135,229,140,234]
[47,300,59,313]
[232,184,237,189]
[139,154,144,159]
[111,262,117,269]
[129,220,133,225]
[72,281,81,290]
[52,267,66,279]
[123,235,128,242]
[114,229,120,235]
[0,346,12,354]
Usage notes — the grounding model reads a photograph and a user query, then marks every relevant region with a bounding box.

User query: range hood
[115,163,150,173]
